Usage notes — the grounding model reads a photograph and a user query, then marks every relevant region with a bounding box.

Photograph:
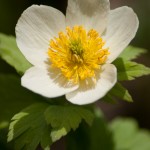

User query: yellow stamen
[48,26,109,84]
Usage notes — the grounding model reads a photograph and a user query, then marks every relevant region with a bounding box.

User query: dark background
[0,0,150,145]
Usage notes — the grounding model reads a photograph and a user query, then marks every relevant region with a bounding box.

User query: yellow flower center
[48,26,109,84]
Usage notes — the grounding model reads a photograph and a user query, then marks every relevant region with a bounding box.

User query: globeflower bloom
[16,0,139,105]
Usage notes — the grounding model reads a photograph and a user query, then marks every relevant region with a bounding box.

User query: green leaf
[8,103,52,150]
[51,128,67,142]
[8,103,94,150]
[44,105,94,142]
[66,107,114,150]
[0,33,32,74]
[0,122,9,130]
[89,108,114,150]
[103,82,133,103]
[110,118,150,150]
[0,74,45,124]
[114,59,150,81]
[109,83,133,102]
[119,46,147,61]
[0,74,46,150]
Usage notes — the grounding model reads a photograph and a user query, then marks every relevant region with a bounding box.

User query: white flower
[16,0,139,105]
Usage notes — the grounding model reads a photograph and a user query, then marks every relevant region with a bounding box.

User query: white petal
[103,6,139,63]
[66,64,117,105]
[66,0,110,34]
[16,5,66,67]
[22,67,78,98]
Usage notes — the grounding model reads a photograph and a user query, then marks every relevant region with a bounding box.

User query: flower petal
[66,64,117,105]
[22,67,78,98]
[66,0,110,34]
[16,5,66,67]
[103,6,139,63]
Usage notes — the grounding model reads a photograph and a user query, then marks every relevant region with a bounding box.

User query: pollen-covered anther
[48,26,109,84]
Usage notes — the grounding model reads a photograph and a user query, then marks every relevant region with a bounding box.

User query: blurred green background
[0,0,150,149]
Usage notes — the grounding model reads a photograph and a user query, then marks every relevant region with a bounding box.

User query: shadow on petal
[45,59,77,89]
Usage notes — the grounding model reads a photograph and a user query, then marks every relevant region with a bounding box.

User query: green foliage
[0,73,46,150]
[103,82,133,103]
[111,83,133,102]
[104,46,150,103]
[45,105,94,142]
[88,108,114,150]
[8,103,52,150]
[111,83,132,102]
[118,46,147,61]
[8,103,94,150]
[114,59,150,81]
[0,33,32,74]
[110,118,150,150]
[114,46,150,81]
[66,108,114,150]
[67,108,150,150]
[0,74,45,125]
[0,122,9,130]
